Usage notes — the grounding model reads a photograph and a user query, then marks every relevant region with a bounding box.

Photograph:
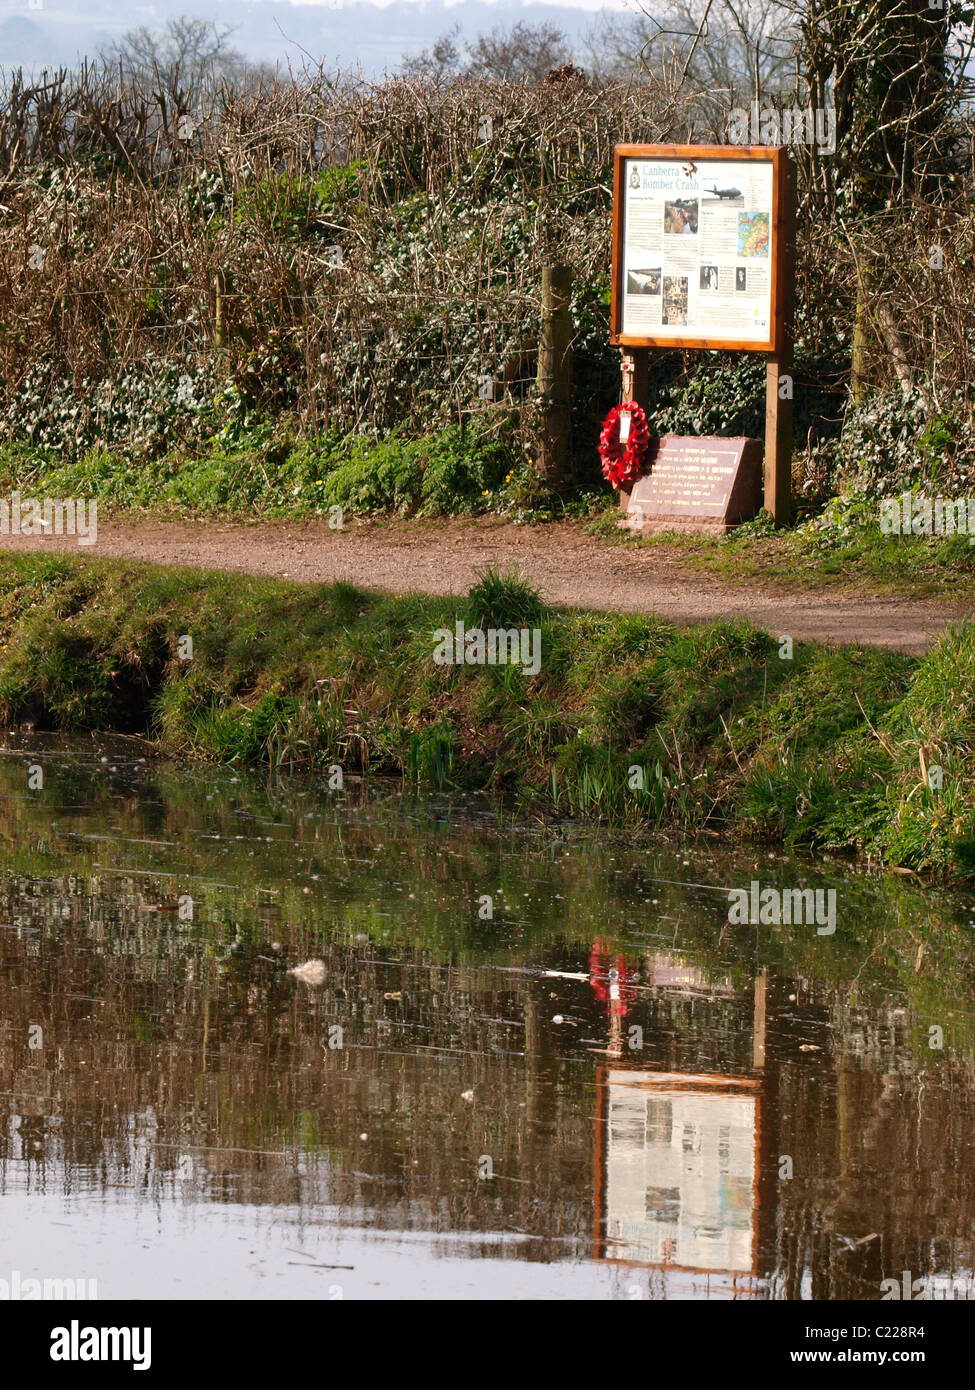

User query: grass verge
[592,494,975,599]
[0,427,600,524]
[0,552,971,878]
[6,434,973,601]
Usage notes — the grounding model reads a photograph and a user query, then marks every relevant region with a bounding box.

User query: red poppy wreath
[598,403,650,490]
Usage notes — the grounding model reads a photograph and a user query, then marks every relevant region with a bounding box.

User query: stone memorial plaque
[619,435,763,534]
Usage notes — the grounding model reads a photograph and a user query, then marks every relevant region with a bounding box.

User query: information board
[593,1067,762,1277]
[611,145,787,354]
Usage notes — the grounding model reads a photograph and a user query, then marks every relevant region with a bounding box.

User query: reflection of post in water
[589,939,637,1061]
[753,968,779,1285]
[592,952,775,1286]
[608,1005,623,1059]
[524,987,558,1138]
[753,969,766,1070]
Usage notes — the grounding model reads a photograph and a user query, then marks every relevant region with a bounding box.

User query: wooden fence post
[765,158,796,525]
[536,264,573,484]
[214,270,228,354]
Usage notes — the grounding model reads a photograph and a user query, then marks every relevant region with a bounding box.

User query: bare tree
[402,21,573,85]
[400,26,463,82]
[100,16,250,96]
[465,22,573,83]
[586,0,796,98]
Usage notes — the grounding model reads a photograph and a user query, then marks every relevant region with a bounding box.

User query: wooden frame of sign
[591,971,774,1279]
[610,144,795,524]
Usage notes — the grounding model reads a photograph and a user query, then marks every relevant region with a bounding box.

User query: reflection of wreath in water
[598,404,650,490]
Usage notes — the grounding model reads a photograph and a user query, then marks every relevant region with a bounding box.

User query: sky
[284,0,634,8]
[0,0,642,74]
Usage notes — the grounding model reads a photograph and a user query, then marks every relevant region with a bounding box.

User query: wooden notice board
[610,143,795,522]
[611,144,789,354]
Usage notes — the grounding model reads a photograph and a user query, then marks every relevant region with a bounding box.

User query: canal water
[1,736,973,1300]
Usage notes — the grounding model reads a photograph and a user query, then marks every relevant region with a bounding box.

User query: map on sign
[737,212,770,258]
[619,155,775,345]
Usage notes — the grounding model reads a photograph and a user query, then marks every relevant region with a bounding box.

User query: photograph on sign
[613,148,782,352]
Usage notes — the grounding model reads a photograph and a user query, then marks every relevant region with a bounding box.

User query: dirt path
[0,515,966,655]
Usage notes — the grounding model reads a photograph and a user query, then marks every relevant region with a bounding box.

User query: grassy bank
[591,493,975,600]
[0,429,597,526]
[0,551,971,878]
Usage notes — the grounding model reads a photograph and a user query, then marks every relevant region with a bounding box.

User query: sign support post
[621,349,648,410]
[764,157,795,526]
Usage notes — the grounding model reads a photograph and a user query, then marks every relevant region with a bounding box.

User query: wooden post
[765,157,795,525]
[621,348,649,409]
[850,260,870,406]
[213,270,228,354]
[536,264,573,484]
[619,349,650,515]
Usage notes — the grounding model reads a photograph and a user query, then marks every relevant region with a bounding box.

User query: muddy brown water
[1,736,974,1300]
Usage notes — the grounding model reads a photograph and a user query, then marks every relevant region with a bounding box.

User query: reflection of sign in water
[598,1071,760,1273]
[644,951,736,994]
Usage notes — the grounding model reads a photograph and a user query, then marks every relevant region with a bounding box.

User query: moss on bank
[0,552,971,878]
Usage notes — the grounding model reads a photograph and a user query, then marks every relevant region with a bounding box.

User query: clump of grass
[590,670,664,747]
[466,565,545,629]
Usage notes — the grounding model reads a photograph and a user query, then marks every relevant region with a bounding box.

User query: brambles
[0,67,689,476]
[0,35,972,503]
